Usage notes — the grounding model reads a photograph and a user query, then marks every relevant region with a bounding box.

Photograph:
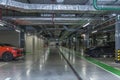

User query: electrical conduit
[93,0,120,10]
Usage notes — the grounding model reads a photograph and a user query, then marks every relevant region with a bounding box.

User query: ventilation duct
[93,0,120,10]
[0,0,96,13]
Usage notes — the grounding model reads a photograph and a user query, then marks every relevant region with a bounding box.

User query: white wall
[25,34,33,53]
[25,33,44,54]
[0,31,19,47]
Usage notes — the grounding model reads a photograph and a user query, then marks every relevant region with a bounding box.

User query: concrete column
[19,30,26,55]
[85,33,89,48]
[19,30,25,48]
[38,38,40,50]
[93,35,97,46]
[115,15,120,62]
[78,37,81,51]
[32,31,37,53]
[106,33,110,41]
[75,33,78,51]
[68,38,71,49]
[32,34,35,53]
[73,36,76,50]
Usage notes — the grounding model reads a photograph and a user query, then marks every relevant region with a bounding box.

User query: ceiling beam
[3,17,104,25]
[3,17,105,20]
[27,0,31,3]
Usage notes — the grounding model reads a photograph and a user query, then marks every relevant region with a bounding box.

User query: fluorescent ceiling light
[57,0,64,3]
[92,30,97,33]
[81,34,86,37]
[0,22,4,26]
[15,29,20,32]
[83,22,90,27]
[112,13,116,17]
[27,33,31,36]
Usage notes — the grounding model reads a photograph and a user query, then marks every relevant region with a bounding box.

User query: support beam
[3,16,105,25]
[3,17,92,25]
[27,0,31,3]
[115,15,120,63]
[3,17,104,21]
[85,33,90,48]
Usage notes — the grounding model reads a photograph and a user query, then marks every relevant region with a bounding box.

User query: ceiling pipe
[93,0,120,10]
[91,17,116,35]
[3,17,104,21]
[0,0,96,13]
[97,0,119,4]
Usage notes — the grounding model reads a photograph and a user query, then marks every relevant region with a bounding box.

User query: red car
[0,44,23,61]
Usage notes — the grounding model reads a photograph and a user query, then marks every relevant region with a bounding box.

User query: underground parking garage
[1,0,120,80]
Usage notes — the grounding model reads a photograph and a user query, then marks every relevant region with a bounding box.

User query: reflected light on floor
[64,64,68,71]
[26,69,31,76]
[39,64,43,71]
[81,49,84,56]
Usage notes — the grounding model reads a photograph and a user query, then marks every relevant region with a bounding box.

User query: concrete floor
[0,47,77,80]
[96,57,120,69]
[60,47,120,80]
[0,47,120,80]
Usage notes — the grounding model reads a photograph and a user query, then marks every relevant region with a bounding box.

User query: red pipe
[5,9,8,16]
[51,0,56,25]
[0,8,2,20]
[12,10,15,17]
[52,13,55,25]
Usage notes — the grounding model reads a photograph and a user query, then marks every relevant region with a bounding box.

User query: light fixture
[92,30,97,33]
[27,33,31,36]
[0,22,4,26]
[15,28,20,33]
[81,34,86,37]
[0,23,4,26]
[73,37,76,42]
[83,22,90,28]
[112,13,116,17]
[56,0,64,3]
[103,36,107,38]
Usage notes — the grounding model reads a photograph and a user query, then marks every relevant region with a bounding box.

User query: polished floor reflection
[0,47,120,80]
[61,48,120,80]
[0,47,77,80]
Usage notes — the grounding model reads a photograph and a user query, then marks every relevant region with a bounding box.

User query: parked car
[0,43,23,61]
[84,41,115,58]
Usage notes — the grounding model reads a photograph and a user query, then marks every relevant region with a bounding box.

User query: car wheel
[2,52,13,61]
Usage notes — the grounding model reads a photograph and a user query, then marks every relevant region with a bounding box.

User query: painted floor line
[77,53,120,77]
[75,54,120,78]
[0,63,8,67]
[60,47,120,78]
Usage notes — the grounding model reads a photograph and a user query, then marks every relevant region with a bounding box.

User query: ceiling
[15,0,89,4]
[0,0,119,40]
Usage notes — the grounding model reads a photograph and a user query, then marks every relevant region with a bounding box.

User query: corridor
[0,47,120,80]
